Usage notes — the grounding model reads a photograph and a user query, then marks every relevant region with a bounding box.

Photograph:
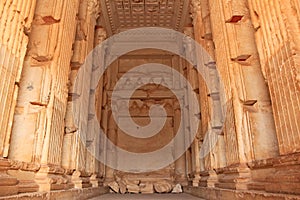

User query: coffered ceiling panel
[100,0,191,35]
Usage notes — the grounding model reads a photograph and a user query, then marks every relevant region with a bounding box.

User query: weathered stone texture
[7,0,81,192]
[248,0,300,155]
[209,0,278,165]
[0,0,36,158]
[0,0,299,199]
[62,0,100,186]
[0,0,37,197]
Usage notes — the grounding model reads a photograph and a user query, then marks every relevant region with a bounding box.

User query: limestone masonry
[0,0,299,199]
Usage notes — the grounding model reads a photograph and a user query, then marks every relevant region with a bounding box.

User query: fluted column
[247,0,300,194]
[0,0,37,159]
[86,27,107,187]
[204,0,279,190]
[104,109,118,184]
[248,0,300,156]
[61,0,101,189]
[173,100,187,185]
[191,0,227,188]
[183,27,203,186]
[7,0,80,191]
[0,0,37,196]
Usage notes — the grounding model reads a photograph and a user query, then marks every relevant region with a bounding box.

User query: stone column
[95,28,108,185]
[104,109,118,184]
[173,100,187,185]
[248,0,300,156]
[183,27,202,186]
[0,0,37,158]
[86,27,107,187]
[223,0,279,160]
[100,96,109,180]
[247,0,300,194]
[0,159,19,196]
[206,0,279,190]
[7,0,80,191]
[170,47,188,186]
[62,0,101,189]
[191,0,227,188]
[0,0,36,196]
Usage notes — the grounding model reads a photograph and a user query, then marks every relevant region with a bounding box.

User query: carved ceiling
[99,0,192,35]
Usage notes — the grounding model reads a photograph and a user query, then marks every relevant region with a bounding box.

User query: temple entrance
[98,49,197,194]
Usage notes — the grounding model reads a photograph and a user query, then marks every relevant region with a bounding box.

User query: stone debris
[154,181,173,193]
[172,184,183,193]
[140,182,154,194]
[108,182,119,193]
[118,180,127,194]
[127,184,140,194]
[107,179,176,194]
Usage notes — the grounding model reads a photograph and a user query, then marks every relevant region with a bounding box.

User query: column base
[0,173,19,197]
[90,174,103,187]
[71,171,92,189]
[215,164,251,190]
[35,165,73,192]
[7,170,38,193]
[199,170,218,188]
[249,153,300,195]
[192,174,200,187]
[0,159,18,197]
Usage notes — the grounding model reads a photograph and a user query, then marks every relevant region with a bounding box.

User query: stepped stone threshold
[0,0,300,200]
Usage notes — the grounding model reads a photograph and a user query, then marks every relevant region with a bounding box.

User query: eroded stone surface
[139,182,154,194]
[154,181,173,193]
[0,0,299,199]
[172,184,183,194]
[108,182,119,193]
